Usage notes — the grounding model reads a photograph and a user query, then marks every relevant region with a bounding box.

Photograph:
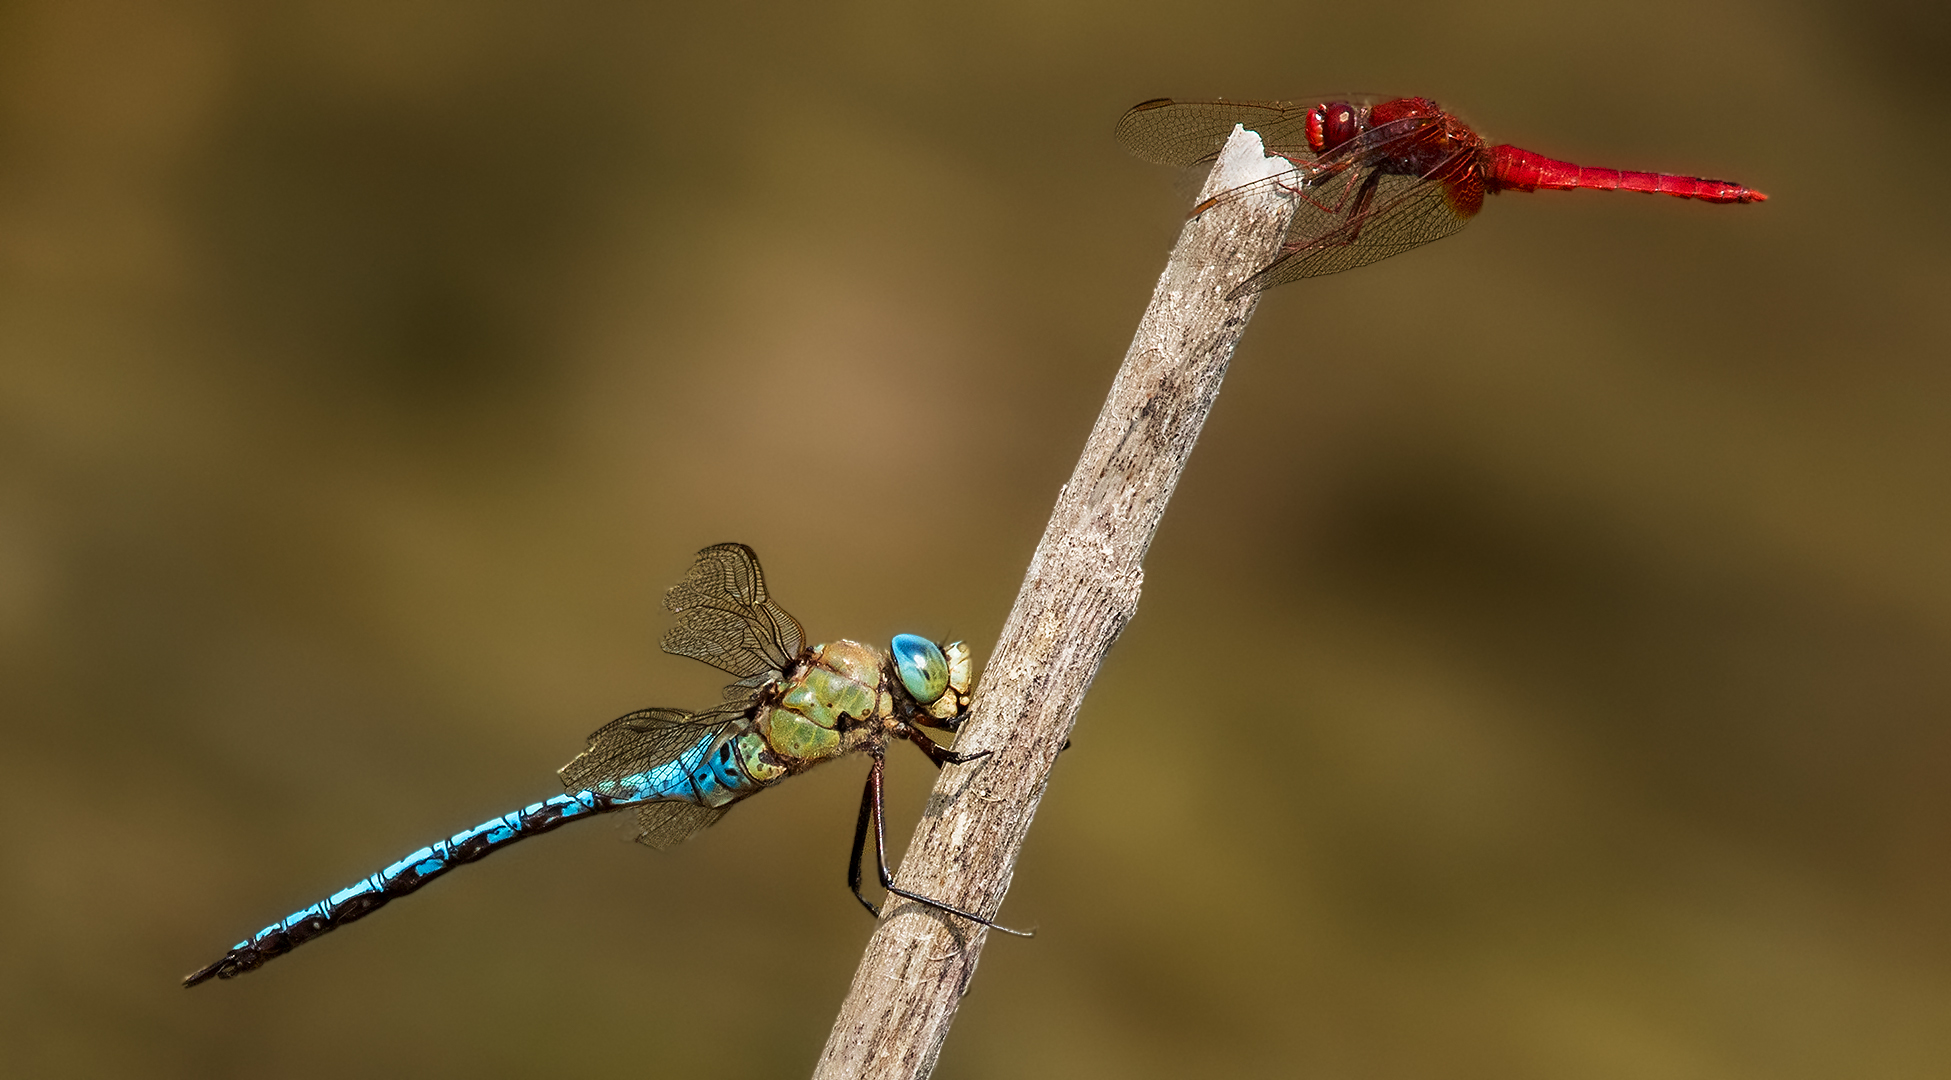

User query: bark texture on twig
[813,127,1295,1080]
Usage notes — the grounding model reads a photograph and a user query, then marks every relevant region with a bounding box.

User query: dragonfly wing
[1179,114,1453,219]
[1116,95,1414,164]
[631,802,730,851]
[1116,98,1322,166]
[559,705,736,796]
[558,704,746,848]
[661,543,806,679]
[1232,145,1482,295]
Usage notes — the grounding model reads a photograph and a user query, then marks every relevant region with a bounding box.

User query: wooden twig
[812,126,1296,1079]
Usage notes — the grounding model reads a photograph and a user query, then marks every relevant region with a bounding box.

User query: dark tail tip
[182,950,248,988]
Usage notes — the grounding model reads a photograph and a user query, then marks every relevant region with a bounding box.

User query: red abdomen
[1489,145,1766,203]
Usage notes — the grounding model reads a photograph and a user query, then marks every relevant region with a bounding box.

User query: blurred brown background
[3,0,1945,1076]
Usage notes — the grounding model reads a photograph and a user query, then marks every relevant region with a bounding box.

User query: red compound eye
[1305,102,1359,153]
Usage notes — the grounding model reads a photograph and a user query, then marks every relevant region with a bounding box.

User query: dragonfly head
[1305,101,1362,154]
[891,634,974,722]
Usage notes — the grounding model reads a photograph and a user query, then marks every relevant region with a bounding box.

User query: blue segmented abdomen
[183,733,747,986]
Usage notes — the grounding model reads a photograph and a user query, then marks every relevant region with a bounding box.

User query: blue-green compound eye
[890,634,949,705]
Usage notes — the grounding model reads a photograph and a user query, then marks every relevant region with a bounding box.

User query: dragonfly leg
[847,758,881,917]
[903,725,1071,770]
[858,751,1034,938]
[902,726,991,770]
[1240,168,1389,297]
[1334,168,1384,246]
[1271,159,1365,218]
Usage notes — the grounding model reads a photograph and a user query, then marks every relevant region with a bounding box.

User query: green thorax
[738,640,890,781]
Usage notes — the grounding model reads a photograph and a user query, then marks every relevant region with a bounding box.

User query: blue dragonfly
[184,543,1025,987]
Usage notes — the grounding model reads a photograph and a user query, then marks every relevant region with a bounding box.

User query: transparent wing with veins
[1114,97,1363,169]
[660,542,806,681]
[1116,99,1483,296]
[557,704,744,849]
[1230,138,1480,295]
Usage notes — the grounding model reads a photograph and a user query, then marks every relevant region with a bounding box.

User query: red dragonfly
[1116,96,1766,295]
